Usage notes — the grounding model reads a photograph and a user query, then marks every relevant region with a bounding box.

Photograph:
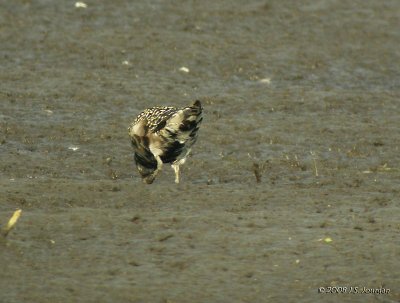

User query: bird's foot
[172,164,180,184]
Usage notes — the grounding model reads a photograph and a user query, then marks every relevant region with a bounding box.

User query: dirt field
[1,0,399,302]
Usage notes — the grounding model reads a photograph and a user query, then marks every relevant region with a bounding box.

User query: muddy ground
[1,0,399,302]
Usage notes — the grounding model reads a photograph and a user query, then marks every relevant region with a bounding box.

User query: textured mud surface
[1,1,399,302]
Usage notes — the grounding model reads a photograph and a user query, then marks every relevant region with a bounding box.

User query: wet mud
[1,1,399,302]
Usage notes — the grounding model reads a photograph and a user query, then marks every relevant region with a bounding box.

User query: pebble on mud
[68,146,79,151]
[75,2,87,8]
[179,66,190,73]
[259,78,271,84]
[131,216,140,223]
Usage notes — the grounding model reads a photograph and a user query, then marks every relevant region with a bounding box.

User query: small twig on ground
[310,151,319,177]
[313,158,319,177]
[253,162,262,183]
[248,153,264,183]
[1,209,22,238]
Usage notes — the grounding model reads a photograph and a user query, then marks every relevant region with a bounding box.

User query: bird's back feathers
[128,100,203,183]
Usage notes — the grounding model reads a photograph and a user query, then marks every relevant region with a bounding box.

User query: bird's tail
[188,100,202,115]
[165,101,203,136]
[162,100,203,139]
[180,100,203,130]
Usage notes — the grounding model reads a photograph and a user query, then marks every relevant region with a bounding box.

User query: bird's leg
[153,155,163,177]
[171,157,187,184]
[171,164,180,184]
[156,155,163,170]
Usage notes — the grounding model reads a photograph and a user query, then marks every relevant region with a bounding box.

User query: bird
[128,100,203,184]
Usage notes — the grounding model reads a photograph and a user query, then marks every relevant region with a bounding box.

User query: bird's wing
[162,101,203,144]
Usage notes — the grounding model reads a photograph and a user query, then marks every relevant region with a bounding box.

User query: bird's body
[128,100,203,184]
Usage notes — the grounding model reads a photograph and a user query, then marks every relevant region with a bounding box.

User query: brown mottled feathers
[132,107,177,132]
[128,100,203,184]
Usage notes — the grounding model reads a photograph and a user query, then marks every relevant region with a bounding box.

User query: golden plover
[128,100,203,184]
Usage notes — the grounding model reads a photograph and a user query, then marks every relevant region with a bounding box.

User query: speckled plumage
[132,106,177,132]
[128,100,203,184]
